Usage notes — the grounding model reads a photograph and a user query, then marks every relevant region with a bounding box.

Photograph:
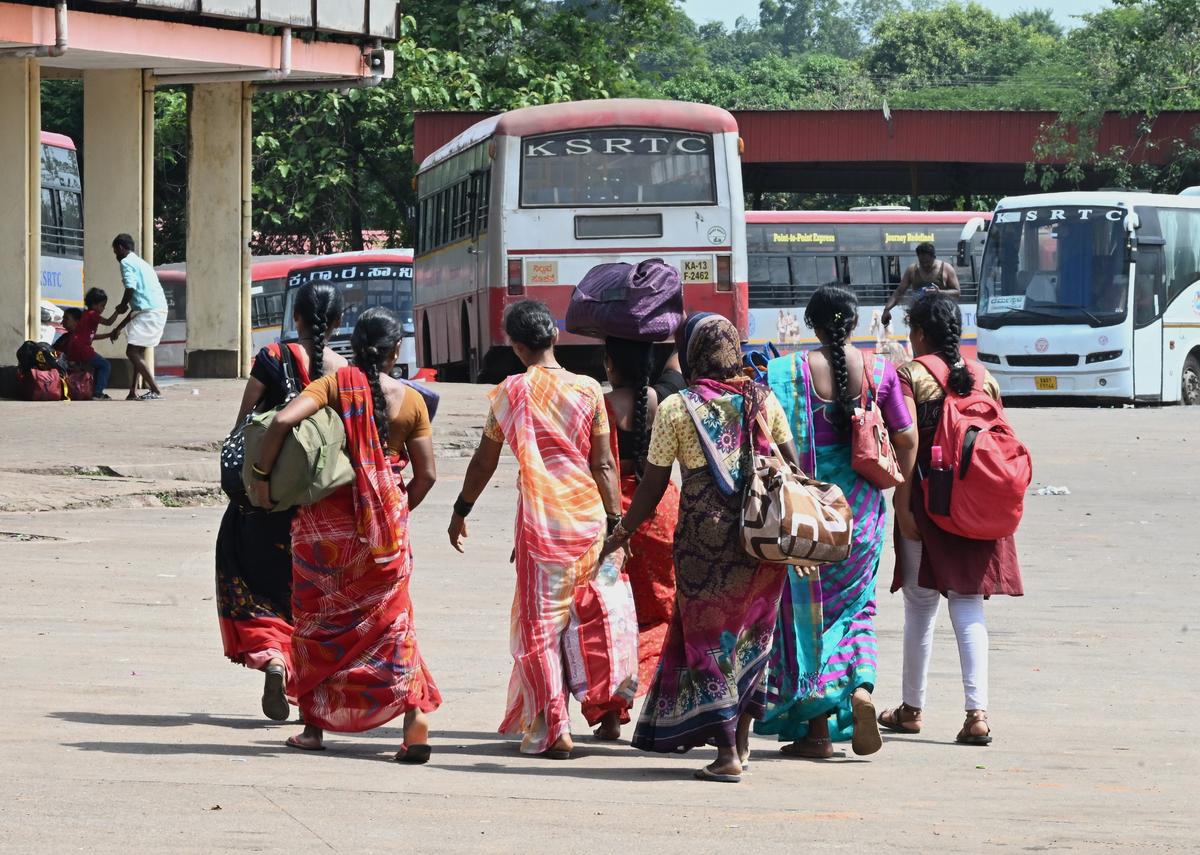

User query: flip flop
[693,765,741,784]
[394,743,432,764]
[285,735,325,752]
[779,739,833,760]
[851,697,883,756]
[137,391,162,401]
[261,664,290,722]
[543,747,572,760]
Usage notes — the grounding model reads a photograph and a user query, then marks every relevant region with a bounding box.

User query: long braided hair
[804,284,859,433]
[604,337,654,474]
[908,291,974,395]
[350,307,404,447]
[293,282,343,378]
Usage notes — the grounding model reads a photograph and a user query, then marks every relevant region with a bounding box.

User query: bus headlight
[716,256,732,292]
[507,258,524,296]
[977,352,1001,364]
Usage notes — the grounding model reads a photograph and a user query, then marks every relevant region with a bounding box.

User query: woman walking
[756,285,917,758]
[215,282,344,721]
[449,300,626,759]
[878,291,1023,746]
[602,313,799,783]
[249,307,441,761]
[588,338,685,742]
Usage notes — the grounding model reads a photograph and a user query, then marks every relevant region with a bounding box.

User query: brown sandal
[955,710,992,746]
[878,702,923,734]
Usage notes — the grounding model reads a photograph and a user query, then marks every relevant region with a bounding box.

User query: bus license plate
[1035,376,1058,391]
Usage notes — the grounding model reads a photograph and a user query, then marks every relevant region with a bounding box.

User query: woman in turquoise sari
[757,285,917,758]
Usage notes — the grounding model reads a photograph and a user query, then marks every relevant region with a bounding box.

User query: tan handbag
[740,410,854,567]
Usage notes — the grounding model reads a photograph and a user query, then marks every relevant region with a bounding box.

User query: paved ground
[0,382,1196,853]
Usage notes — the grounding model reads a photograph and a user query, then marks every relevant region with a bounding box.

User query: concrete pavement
[0,383,1196,853]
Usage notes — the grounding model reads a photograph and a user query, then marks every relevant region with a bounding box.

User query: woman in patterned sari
[449,300,625,760]
[215,282,344,721]
[248,308,441,761]
[757,285,917,758]
[602,313,800,783]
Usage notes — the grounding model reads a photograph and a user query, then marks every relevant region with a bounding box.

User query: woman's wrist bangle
[612,521,632,542]
[453,495,475,518]
[606,514,622,536]
[251,463,271,481]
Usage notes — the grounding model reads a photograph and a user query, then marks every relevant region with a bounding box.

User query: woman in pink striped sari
[448,301,626,759]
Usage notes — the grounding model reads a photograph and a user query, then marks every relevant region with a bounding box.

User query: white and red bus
[152,257,306,376]
[414,99,748,381]
[745,210,990,355]
[280,250,416,378]
[40,131,84,309]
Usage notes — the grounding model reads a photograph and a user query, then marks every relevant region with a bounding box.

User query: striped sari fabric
[489,366,618,753]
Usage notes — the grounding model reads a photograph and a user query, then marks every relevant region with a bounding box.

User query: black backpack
[16,340,66,374]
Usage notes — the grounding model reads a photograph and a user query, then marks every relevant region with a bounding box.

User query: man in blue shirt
[108,233,166,400]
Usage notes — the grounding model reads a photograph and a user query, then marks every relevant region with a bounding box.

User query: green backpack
[239,348,353,512]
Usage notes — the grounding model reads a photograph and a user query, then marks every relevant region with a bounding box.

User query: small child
[68,288,118,400]
[55,307,81,355]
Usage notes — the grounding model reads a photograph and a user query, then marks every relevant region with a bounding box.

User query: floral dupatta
[678,377,772,497]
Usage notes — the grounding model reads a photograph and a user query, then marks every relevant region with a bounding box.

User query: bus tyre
[1183,353,1200,406]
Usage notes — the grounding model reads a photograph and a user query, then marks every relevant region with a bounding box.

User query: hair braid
[356,349,390,448]
[909,291,974,396]
[309,313,327,379]
[825,317,856,433]
[294,282,343,379]
[632,378,650,475]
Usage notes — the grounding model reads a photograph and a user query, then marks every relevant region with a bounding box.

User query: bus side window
[886,256,902,284]
[40,189,59,255]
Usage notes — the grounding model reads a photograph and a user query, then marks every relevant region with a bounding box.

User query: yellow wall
[0,58,39,361]
[185,81,247,378]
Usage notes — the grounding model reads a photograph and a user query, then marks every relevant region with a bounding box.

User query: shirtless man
[881,242,960,327]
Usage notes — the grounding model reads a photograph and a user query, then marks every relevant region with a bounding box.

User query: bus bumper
[990,365,1133,399]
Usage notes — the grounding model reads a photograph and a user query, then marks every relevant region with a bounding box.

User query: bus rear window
[520,129,716,207]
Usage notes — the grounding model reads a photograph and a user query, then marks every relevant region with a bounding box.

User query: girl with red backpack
[879,292,1026,747]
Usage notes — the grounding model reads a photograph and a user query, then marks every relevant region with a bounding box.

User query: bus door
[467,167,489,377]
[1131,213,1167,399]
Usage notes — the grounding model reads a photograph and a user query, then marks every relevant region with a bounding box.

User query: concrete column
[84,69,146,384]
[0,58,40,361]
[185,81,249,378]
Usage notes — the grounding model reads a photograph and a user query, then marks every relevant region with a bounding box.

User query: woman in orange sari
[249,308,441,762]
[449,300,626,759]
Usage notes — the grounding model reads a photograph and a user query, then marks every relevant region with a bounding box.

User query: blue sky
[681,0,1109,29]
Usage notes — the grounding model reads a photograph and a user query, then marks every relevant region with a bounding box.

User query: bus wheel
[1183,352,1200,406]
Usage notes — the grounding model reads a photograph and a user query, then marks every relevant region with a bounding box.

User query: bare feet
[593,711,622,742]
[286,724,324,751]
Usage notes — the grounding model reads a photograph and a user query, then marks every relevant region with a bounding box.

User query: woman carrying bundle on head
[248,307,441,761]
[588,338,686,742]
[215,282,345,721]
[878,291,1023,747]
[756,285,917,759]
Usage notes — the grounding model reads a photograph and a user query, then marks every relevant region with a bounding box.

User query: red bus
[414,99,748,381]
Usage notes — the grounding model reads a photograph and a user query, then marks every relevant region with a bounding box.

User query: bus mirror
[956,239,968,267]
[1124,212,1140,233]
[403,321,415,336]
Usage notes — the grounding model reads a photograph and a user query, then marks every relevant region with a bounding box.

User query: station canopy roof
[1,0,395,80]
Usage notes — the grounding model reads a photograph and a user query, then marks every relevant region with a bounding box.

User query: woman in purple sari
[603,313,800,783]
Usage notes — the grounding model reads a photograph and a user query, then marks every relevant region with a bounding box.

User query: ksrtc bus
[977,191,1200,404]
[152,257,305,376]
[40,132,84,308]
[745,210,989,355]
[280,250,416,378]
[414,99,748,381]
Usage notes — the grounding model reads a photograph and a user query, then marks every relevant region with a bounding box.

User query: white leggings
[898,537,989,711]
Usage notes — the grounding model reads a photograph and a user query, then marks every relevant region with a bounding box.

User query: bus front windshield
[520,129,716,207]
[282,262,414,339]
[978,206,1128,328]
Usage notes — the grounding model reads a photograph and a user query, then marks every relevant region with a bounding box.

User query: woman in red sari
[587,338,684,741]
[215,283,344,721]
[249,308,441,762]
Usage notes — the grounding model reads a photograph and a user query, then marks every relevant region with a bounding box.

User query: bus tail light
[507,258,524,296]
[716,255,732,292]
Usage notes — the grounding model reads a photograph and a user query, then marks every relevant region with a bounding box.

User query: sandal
[779,737,833,760]
[878,702,923,734]
[694,764,741,783]
[394,743,432,764]
[956,710,992,746]
[261,663,289,722]
[851,695,883,756]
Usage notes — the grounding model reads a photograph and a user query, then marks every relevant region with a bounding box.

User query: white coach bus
[976,191,1200,404]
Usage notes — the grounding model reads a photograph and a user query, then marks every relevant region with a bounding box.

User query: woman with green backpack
[248,308,441,762]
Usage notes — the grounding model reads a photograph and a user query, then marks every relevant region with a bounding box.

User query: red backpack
[917,355,1032,540]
